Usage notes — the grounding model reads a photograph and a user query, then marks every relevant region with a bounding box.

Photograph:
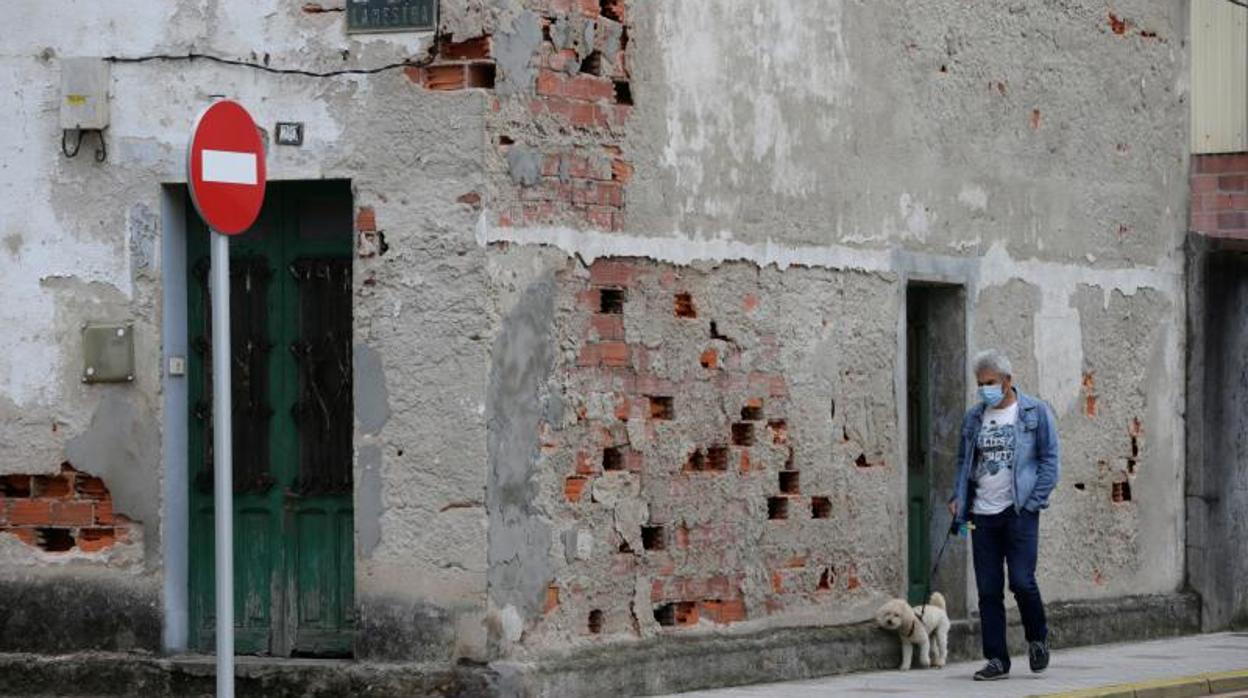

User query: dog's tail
[928,592,946,610]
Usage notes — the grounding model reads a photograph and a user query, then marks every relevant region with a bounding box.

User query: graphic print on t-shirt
[975,421,1016,478]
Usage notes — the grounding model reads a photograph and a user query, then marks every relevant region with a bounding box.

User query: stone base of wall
[0,576,161,654]
[504,592,1201,697]
[0,592,1198,697]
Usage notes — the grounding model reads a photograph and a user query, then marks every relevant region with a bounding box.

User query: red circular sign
[187,100,267,235]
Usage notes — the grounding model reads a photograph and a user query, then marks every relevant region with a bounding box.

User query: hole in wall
[542,22,552,42]
[854,453,869,468]
[1074,482,1086,491]
[684,449,705,472]
[817,568,833,591]
[709,321,730,341]
[588,609,604,634]
[614,80,633,105]
[499,135,515,146]
[0,475,31,497]
[1111,480,1132,503]
[36,528,75,552]
[618,538,633,554]
[830,397,836,421]
[706,446,729,471]
[767,496,789,520]
[779,471,800,495]
[641,524,665,551]
[581,51,603,76]
[602,446,623,471]
[731,423,755,446]
[600,0,622,22]
[674,292,696,318]
[812,496,831,518]
[649,396,673,420]
[740,402,763,421]
[599,288,626,314]
[467,63,496,89]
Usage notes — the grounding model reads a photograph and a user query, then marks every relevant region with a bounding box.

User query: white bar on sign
[202,149,257,185]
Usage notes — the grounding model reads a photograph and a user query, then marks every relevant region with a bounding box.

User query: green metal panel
[187,181,355,657]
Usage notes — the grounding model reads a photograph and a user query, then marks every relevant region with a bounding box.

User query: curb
[1036,669,1248,698]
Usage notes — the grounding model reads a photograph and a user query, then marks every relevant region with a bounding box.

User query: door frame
[177,180,357,657]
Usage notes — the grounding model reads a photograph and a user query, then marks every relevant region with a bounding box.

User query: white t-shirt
[972,401,1018,515]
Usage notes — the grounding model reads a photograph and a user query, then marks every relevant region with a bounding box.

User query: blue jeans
[972,507,1048,670]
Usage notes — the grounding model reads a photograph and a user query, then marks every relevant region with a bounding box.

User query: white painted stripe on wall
[201,150,257,185]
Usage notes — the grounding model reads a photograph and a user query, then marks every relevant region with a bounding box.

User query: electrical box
[82,322,134,384]
[60,58,110,131]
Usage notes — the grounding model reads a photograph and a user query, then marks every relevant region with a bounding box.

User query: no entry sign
[188,100,267,235]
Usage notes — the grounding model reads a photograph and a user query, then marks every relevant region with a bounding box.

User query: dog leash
[915,515,973,627]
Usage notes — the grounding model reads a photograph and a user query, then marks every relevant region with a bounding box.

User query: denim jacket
[949,388,1060,523]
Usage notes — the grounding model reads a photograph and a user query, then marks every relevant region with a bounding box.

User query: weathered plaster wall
[1,0,495,658]
[478,0,1190,655]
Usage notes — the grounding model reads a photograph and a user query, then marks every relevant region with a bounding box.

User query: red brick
[3,528,37,546]
[564,476,588,502]
[1231,193,1248,209]
[356,207,376,232]
[611,159,633,184]
[590,260,634,287]
[596,182,624,207]
[1192,175,1219,193]
[95,499,114,525]
[74,474,108,499]
[700,598,747,624]
[1219,175,1248,192]
[577,288,602,311]
[1195,154,1248,174]
[577,0,598,16]
[548,48,580,72]
[700,348,718,369]
[33,474,71,498]
[586,207,615,230]
[7,499,51,525]
[590,314,625,340]
[544,97,600,127]
[598,342,630,367]
[50,500,93,526]
[440,36,491,60]
[536,69,564,96]
[76,527,117,553]
[1218,212,1248,229]
[423,64,466,91]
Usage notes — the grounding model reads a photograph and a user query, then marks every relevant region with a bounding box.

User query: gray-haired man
[947,349,1061,681]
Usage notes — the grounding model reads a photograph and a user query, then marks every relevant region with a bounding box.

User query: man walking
[948,349,1060,681]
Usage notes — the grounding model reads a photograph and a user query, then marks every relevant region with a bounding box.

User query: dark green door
[906,288,933,605]
[187,181,355,657]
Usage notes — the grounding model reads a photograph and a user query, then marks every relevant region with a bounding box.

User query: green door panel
[187,181,355,657]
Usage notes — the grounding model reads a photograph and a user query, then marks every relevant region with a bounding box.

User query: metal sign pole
[210,229,234,698]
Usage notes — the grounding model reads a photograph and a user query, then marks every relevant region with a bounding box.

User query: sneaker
[973,658,1009,681]
[1029,640,1050,673]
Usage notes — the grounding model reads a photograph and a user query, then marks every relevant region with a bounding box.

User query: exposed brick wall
[391,1,636,232]
[1190,153,1248,239]
[527,259,900,644]
[0,464,129,553]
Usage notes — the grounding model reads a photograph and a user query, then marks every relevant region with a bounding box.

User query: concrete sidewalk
[656,632,1248,698]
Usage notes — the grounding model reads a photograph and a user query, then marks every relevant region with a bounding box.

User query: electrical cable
[103,50,435,78]
[1226,0,1248,9]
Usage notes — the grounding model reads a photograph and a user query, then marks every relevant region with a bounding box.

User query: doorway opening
[186,180,356,657]
[905,283,967,616]
[1186,243,1248,631]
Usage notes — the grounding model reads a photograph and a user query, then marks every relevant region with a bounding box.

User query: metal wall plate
[82,322,135,383]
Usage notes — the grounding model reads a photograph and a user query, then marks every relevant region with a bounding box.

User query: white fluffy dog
[874,592,951,671]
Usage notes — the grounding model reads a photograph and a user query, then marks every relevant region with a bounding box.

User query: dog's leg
[934,623,948,667]
[899,639,912,671]
[916,631,932,668]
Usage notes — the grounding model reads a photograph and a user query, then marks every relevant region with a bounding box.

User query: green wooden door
[187,181,355,657]
[906,289,932,605]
